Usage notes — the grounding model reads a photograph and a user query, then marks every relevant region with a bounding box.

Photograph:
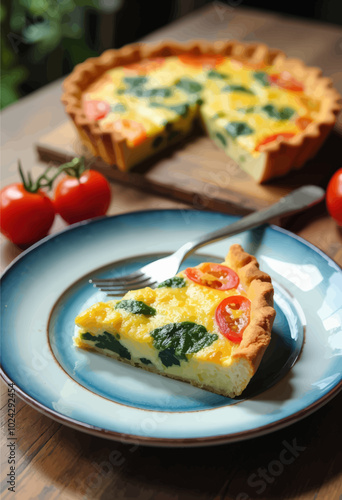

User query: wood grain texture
[1,4,342,500]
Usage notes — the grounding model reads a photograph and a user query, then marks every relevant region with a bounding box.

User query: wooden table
[1,4,341,499]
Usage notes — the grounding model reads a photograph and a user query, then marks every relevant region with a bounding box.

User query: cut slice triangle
[74,244,275,398]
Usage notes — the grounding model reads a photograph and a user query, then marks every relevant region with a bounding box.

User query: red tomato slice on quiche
[184,263,239,291]
[84,100,110,121]
[255,132,296,151]
[269,71,304,92]
[112,119,147,146]
[215,295,251,343]
[295,116,312,130]
[178,53,224,68]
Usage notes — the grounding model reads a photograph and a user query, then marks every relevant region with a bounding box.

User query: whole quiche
[62,40,341,183]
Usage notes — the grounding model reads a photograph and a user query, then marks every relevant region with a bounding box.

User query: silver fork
[90,185,324,296]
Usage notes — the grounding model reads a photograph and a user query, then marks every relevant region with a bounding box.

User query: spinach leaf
[115,299,156,316]
[140,357,152,365]
[253,71,270,87]
[261,104,295,120]
[222,84,254,95]
[149,101,189,117]
[158,348,186,368]
[157,276,187,288]
[169,103,189,117]
[215,132,227,147]
[120,77,172,98]
[111,103,127,113]
[212,111,226,120]
[123,76,147,87]
[207,69,230,80]
[81,331,131,360]
[278,107,295,120]
[237,106,255,114]
[123,87,173,98]
[224,121,254,138]
[175,78,203,94]
[150,321,218,359]
[149,102,164,108]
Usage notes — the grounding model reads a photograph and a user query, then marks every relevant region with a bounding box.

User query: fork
[90,185,324,296]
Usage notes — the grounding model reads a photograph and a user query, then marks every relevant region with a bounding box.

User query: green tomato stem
[18,156,88,193]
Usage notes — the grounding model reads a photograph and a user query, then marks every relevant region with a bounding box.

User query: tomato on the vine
[184,263,239,291]
[326,168,342,226]
[0,183,55,247]
[54,169,111,224]
[215,295,251,343]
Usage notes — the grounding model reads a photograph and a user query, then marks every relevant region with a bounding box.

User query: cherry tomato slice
[326,168,342,226]
[215,295,251,343]
[123,57,165,74]
[269,72,304,92]
[184,263,239,290]
[295,116,312,130]
[255,132,296,152]
[178,53,224,68]
[84,100,110,121]
[112,119,147,147]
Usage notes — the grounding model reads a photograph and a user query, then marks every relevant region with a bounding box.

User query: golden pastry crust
[62,39,341,182]
[225,244,275,373]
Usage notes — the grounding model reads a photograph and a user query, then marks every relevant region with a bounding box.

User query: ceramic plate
[1,210,341,446]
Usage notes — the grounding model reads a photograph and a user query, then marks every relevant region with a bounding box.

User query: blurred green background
[1,0,341,110]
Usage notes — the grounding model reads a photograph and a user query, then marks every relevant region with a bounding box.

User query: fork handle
[175,185,325,262]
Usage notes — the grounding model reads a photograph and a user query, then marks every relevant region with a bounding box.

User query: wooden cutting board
[36,120,340,215]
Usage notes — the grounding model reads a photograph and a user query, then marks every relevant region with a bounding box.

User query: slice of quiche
[74,245,275,398]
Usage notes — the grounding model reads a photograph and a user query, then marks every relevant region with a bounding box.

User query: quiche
[74,244,275,398]
[62,40,341,183]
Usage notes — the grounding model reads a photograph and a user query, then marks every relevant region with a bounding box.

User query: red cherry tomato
[326,168,342,226]
[54,170,111,224]
[215,295,251,343]
[178,53,224,68]
[0,183,55,247]
[84,100,110,121]
[269,72,304,92]
[123,57,165,74]
[255,132,296,151]
[184,263,239,290]
[112,119,147,147]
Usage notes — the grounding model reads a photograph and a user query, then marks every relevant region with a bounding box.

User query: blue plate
[1,210,341,446]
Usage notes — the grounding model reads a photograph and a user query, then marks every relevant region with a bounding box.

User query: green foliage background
[0,0,121,109]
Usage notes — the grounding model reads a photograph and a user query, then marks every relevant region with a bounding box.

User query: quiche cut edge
[62,39,341,183]
[74,244,276,398]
